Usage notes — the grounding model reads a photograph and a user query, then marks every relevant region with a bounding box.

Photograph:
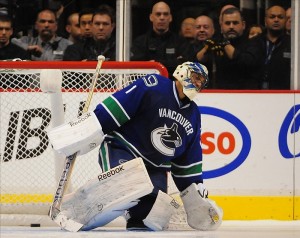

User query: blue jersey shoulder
[134,73,171,91]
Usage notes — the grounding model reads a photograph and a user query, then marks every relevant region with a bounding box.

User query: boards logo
[1,108,51,162]
[279,104,300,159]
[199,106,251,179]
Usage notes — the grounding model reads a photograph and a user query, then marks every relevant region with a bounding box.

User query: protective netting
[0,62,167,219]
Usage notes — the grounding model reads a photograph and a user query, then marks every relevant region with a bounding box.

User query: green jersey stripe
[102,96,130,125]
[171,162,202,177]
[100,143,109,172]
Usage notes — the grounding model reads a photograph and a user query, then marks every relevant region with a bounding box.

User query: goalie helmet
[173,62,209,100]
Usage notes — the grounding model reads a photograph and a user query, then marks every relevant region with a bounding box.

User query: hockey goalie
[48,61,223,231]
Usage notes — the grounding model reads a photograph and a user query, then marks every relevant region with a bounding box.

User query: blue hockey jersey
[94,74,203,191]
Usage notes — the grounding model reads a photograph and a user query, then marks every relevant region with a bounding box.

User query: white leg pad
[60,158,153,231]
[143,190,180,231]
[82,199,139,231]
[180,183,223,231]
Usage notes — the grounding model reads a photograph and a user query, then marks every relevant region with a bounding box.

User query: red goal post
[0,61,168,226]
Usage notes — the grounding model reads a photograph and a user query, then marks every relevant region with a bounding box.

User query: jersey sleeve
[93,74,162,134]
[170,113,203,192]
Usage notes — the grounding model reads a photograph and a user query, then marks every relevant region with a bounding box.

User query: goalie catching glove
[180,183,223,231]
[47,112,104,156]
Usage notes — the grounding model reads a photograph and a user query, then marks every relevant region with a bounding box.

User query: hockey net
[0,61,187,227]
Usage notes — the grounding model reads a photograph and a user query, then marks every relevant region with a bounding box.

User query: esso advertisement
[194,92,300,186]
[199,106,251,179]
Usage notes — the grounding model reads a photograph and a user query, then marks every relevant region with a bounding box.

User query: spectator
[248,24,264,39]
[130,1,185,76]
[197,7,262,89]
[252,5,291,89]
[79,8,94,40]
[65,12,82,43]
[63,4,116,61]
[0,15,30,60]
[214,4,237,38]
[285,7,291,35]
[181,15,216,88]
[218,4,236,26]
[12,9,72,61]
[179,17,195,42]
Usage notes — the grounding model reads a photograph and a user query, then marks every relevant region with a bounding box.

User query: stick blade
[49,205,83,232]
[52,212,84,232]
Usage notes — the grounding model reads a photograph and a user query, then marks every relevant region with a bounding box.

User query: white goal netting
[0,61,171,226]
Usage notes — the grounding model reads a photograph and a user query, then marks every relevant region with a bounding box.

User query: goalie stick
[48,55,106,232]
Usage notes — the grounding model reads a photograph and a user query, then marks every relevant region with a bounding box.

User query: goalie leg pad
[180,183,223,231]
[47,112,104,156]
[81,199,139,231]
[60,158,154,231]
[143,190,180,231]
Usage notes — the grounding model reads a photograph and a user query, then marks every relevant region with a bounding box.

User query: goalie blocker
[47,112,104,156]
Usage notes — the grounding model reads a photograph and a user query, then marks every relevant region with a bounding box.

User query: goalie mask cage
[0,61,169,226]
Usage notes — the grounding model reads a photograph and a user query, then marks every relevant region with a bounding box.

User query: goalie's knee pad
[143,190,180,231]
[180,183,223,231]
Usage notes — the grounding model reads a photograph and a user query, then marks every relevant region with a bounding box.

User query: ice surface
[1,220,300,238]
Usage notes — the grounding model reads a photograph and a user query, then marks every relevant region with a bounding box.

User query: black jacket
[0,42,30,61]
[251,32,291,89]
[63,37,116,61]
[214,34,263,89]
[130,30,186,76]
